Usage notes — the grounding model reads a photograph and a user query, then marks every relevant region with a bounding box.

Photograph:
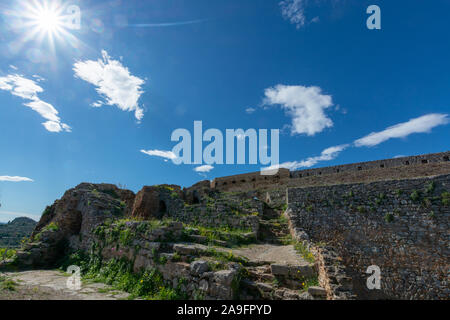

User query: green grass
[293,242,315,263]
[410,190,421,202]
[204,248,248,265]
[424,182,436,194]
[0,275,17,291]
[299,275,319,293]
[184,224,255,247]
[0,248,17,261]
[441,192,450,206]
[60,251,187,300]
[384,213,394,223]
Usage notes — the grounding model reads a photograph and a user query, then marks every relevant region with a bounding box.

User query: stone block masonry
[287,174,450,299]
[210,151,450,192]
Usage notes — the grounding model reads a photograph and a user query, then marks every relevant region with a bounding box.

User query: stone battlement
[210,151,450,192]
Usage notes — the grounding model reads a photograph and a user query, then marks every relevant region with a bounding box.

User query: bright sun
[35,9,62,32]
[6,0,83,54]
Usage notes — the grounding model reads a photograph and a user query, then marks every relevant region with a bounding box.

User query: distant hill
[0,217,37,248]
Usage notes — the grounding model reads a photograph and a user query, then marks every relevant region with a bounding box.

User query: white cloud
[91,100,104,108]
[0,176,34,182]
[245,107,256,114]
[140,149,177,160]
[280,0,307,29]
[283,144,348,170]
[263,144,348,172]
[0,74,71,133]
[354,114,449,147]
[73,50,145,121]
[194,165,214,173]
[264,84,334,136]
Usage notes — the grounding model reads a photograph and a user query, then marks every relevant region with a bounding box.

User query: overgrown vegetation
[299,275,319,292]
[0,248,17,261]
[184,224,255,247]
[60,251,188,300]
[441,192,450,206]
[384,213,394,223]
[410,190,421,202]
[33,222,59,242]
[293,242,315,263]
[0,275,17,291]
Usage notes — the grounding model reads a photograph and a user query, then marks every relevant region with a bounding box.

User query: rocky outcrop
[16,183,135,267]
[131,185,184,220]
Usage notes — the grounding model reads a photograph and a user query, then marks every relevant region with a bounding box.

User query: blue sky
[0,0,449,222]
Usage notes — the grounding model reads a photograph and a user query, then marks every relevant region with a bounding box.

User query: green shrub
[357,206,366,213]
[294,242,315,263]
[103,189,120,199]
[0,276,17,291]
[300,275,319,292]
[441,192,450,206]
[60,251,187,300]
[384,213,394,223]
[425,181,435,194]
[0,248,17,261]
[44,222,59,232]
[410,190,421,202]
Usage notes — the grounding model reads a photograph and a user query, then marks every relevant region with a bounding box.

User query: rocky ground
[7,183,328,300]
[0,270,131,300]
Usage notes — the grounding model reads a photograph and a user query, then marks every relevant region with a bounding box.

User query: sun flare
[7,0,84,53]
[35,8,63,32]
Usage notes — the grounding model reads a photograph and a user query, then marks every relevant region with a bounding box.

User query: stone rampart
[286,174,450,299]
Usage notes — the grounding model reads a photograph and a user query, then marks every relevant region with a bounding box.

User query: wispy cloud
[194,165,214,173]
[73,50,145,121]
[280,0,307,29]
[263,84,334,136]
[280,0,338,28]
[140,149,177,160]
[272,144,348,171]
[267,113,449,172]
[354,114,449,147]
[0,176,34,182]
[245,107,256,114]
[0,74,71,133]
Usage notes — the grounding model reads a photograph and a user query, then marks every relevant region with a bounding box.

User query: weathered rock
[270,264,290,276]
[308,286,327,297]
[173,243,208,255]
[131,185,183,220]
[16,183,135,267]
[190,260,209,275]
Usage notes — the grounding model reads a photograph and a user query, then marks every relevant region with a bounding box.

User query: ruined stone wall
[287,174,450,300]
[211,169,290,192]
[288,162,450,188]
[206,152,450,193]
[290,151,450,179]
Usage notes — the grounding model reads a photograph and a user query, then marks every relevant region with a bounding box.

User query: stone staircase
[161,202,328,300]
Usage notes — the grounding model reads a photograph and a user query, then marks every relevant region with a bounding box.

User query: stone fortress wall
[209,151,450,192]
[204,151,450,300]
[286,174,450,300]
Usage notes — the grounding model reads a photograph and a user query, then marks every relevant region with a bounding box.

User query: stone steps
[241,278,324,300]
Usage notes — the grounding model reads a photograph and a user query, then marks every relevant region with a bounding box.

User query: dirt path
[232,244,309,266]
[0,270,131,300]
